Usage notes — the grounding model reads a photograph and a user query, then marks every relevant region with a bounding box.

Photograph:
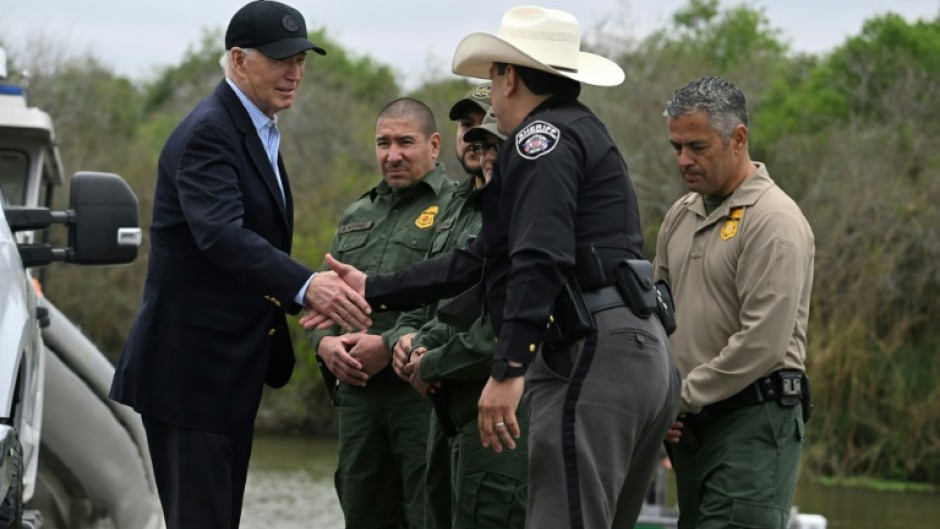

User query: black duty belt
[701,369,805,423]
[677,371,812,454]
[581,285,627,314]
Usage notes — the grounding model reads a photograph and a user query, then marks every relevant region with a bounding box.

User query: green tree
[757,12,940,484]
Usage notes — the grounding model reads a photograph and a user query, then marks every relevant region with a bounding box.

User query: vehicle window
[0,150,29,205]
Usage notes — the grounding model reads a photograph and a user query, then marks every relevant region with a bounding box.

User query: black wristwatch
[491,358,526,381]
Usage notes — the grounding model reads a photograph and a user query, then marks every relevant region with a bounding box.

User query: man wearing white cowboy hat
[303,6,680,528]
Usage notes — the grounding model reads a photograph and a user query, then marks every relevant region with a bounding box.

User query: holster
[436,281,483,330]
[613,259,658,319]
[654,279,678,336]
[800,373,813,423]
[678,420,701,453]
[545,277,596,349]
[429,383,459,437]
[315,355,339,406]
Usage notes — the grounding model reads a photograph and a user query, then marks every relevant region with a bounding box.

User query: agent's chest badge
[720,207,744,241]
[415,205,439,229]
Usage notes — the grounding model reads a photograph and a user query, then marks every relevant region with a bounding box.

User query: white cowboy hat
[452,5,625,87]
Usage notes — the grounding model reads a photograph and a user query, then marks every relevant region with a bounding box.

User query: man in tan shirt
[655,77,815,529]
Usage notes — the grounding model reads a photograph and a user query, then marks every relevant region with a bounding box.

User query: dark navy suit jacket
[110,81,312,434]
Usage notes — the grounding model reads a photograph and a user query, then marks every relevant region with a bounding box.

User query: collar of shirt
[683,162,773,219]
[225,77,284,200]
[225,77,278,132]
[372,163,449,201]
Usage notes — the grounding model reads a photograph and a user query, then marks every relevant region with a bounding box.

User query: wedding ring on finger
[495,421,506,429]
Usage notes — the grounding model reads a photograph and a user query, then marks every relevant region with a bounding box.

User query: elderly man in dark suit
[109,2,370,528]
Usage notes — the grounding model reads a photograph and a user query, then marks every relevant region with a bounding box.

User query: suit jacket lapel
[278,155,295,252]
[215,82,292,231]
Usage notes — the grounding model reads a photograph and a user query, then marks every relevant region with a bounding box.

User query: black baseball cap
[226,1,326,59]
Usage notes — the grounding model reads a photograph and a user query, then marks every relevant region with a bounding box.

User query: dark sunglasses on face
[470,140,501,156]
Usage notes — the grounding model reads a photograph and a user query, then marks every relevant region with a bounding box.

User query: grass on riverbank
[813,476,938,494]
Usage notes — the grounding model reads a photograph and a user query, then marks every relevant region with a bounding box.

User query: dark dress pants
[143,416,254,529]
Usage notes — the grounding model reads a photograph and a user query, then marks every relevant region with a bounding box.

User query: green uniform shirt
[310,163,456,355]
[386,175,495,383]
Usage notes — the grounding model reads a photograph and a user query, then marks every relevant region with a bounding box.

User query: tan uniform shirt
[654,163,814,413]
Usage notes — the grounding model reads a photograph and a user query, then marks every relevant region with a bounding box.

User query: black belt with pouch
[546,259,680,348]
[613,259,677,335]
[678,370,812,454]
[545,276,596,349]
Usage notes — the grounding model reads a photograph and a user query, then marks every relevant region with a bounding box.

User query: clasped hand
[393,333,440,397]
[317,332,390,386]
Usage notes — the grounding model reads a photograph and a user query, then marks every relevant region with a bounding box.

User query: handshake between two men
[302,254,370,331]
[300,254,440,397]
[301,254,441,396]
[302,254,522,455]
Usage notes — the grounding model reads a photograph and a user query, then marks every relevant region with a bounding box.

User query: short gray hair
[664,77,749,142]
[219,48,255,74]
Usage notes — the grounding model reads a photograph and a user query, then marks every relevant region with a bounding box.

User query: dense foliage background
[3,0,938,485]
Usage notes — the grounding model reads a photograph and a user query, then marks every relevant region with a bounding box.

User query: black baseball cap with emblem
[448,82,492,121]
[226,0,327,59]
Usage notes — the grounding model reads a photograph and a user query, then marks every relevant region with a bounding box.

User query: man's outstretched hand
[302,254,371,331]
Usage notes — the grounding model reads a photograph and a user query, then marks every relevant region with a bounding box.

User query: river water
[240,434,939,529]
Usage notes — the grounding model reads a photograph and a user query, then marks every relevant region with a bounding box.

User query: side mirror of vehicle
[9,172,142,267]
[67,171,142,265]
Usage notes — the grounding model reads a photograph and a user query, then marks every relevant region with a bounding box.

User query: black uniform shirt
[367,96,644,365]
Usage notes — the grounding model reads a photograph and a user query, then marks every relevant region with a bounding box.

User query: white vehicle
[1,48,163,529]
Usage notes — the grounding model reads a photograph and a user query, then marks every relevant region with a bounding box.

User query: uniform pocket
[455,471,525,529]
[431,219,455,254]
[729,498,788,528]
[391,232,431,253]
[609,328,661,350]
[386,230,432,270]
[338,231,369,252]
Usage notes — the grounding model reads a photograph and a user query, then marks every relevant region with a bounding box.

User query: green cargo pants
[335,379,431,529]
[673,401,804,529]
[450,413,527,528]
[424,416,452,529]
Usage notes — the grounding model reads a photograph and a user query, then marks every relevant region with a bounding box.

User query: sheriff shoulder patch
[515,120,560,160]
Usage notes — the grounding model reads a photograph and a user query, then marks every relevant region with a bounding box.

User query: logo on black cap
[472,85,492,99]
[282,15,299,32]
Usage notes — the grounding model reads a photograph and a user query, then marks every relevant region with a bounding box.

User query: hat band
[548,64,578,73]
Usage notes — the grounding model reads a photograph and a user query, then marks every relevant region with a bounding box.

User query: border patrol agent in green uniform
[309,98,456,529]
[385,83,493,529]
[389,110,527,529]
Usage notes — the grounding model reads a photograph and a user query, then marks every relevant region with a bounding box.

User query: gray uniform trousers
[521,306,681,529]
